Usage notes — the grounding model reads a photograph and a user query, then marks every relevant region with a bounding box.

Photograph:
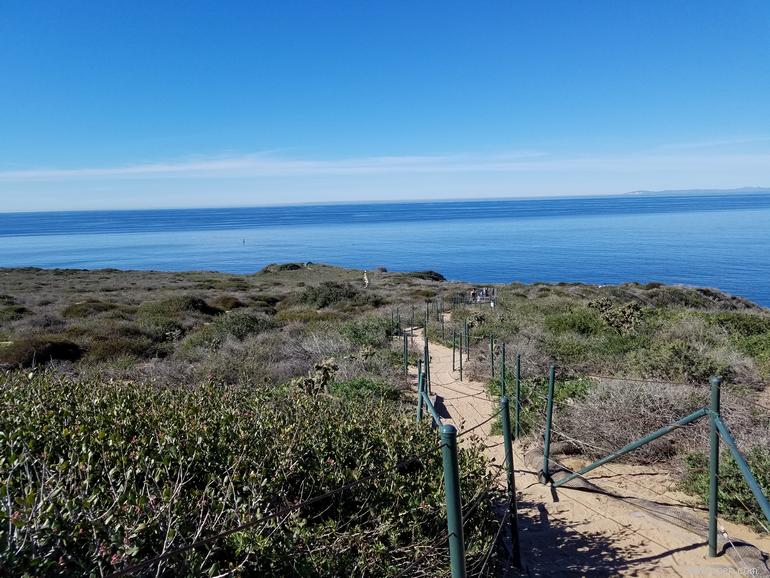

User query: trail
[406,324,770,576]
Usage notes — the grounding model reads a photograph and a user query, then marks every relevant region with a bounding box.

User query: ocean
[2,192,770,306]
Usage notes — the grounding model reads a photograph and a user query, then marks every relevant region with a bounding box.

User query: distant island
[625,186,770,196]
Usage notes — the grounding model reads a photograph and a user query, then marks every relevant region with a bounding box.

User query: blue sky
[1,1,770,211]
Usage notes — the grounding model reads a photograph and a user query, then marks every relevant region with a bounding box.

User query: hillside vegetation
[1,264,769,573]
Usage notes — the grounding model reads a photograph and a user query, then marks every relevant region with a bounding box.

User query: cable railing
[512,364,770,560]
[402,305,770,571]
[408,308,522,578]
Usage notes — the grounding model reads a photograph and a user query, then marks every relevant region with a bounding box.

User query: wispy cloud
[1,148,770,184]
[0,151,548,181]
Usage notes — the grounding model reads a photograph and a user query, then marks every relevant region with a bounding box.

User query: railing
[398,302,770,569]
[517,364,770,559]
[409,309,521,578]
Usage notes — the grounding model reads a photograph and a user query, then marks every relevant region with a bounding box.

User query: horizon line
[2,187,770,216]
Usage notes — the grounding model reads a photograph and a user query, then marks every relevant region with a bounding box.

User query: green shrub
[183,312,278,349]
[251,294,281,307]
[194,277,251,291]
[340,315,392,348]
[733,332,770,376]
[0,305,29,322]
[275,307,346,323]
[0,335,83,367]
[84,323,158,361]
[62,299,118,318]
[300,281,361,308]
[137,295,220,336]
[140,295,220,317]
[646,286,711,309]
[632,339,723,383]
[682,449,770,532]
[541,334,594,365]
[545,307,603,336]
[709,311,770,337]
[0,373,498,576]
[597,332,646,356]
[211,295,246,310]
[331,377,401,401]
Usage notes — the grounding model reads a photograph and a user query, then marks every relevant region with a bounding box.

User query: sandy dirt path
[404,325,770,576]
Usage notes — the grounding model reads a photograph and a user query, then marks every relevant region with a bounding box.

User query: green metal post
[459,331,463,381]
[542,364,556,483]
[440,424,467,578]
[714,416,770,525]
[416,369,424,422]
[452,328,456,371]
[500,343,506,397]
[708,375,721,557]
[396,306,400,330]
[490,336,495,378]
[410,305,415,347]
[465,321,469,361]
[500,396,522,569]
[424,332,431,396]
[403,332,408,376]
[514,353,521,439]
[501,396,514,491]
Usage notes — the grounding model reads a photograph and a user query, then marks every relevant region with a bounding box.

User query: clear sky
[1,1,770,212]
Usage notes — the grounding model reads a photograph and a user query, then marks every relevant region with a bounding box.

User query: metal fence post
[465,321,470,361]
[708,375,722,557]
[500,343,506,397]
[416,369,424,422]
[490,335,495,378]
[501,396,514,494]
[424,333,431,396]
[410,305,415,347]
[459,332,463,381]
[403,332,408,376]
[452,328,456,371]
[542,364,556,484]
[500,396,522,569]
[514,353,521,439]
[440,424,467,578]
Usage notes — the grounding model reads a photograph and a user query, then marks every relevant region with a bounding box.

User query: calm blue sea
[2,193,770,306]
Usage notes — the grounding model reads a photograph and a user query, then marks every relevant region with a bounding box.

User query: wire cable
[457,408,503,439]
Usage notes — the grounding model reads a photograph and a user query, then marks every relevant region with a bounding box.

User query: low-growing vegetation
[1,263,769,573]
[0,372,497,576]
